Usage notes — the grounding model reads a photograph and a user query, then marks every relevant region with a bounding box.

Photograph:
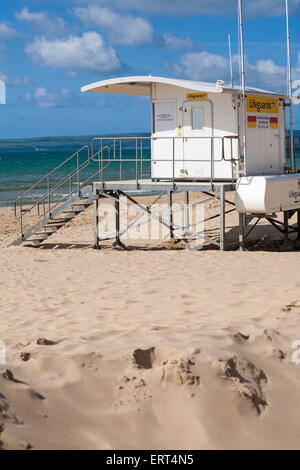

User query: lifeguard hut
[81,75,287,182]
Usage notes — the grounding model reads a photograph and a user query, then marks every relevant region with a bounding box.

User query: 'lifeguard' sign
[187,93,208,100]
[247,96,279,114]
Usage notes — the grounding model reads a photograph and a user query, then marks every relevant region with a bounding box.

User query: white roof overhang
[81,75,289,100]
[81,75,223,96]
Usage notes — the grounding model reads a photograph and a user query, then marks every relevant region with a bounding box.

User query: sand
[1,195,300,450]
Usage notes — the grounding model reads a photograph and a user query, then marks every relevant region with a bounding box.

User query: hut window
[191,107,204,130]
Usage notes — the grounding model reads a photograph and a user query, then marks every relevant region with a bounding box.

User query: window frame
[190,106,205,131]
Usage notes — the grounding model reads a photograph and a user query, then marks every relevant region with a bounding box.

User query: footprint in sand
[232,332,250,344]
[282,301,300,313]
[36,338,60,346]
[19,352,31,362]
[114,348,201,410]
[219,356,268,415]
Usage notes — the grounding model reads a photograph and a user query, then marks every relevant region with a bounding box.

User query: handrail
[285,136,300,171]
[14,146,91,218]
[15,146,90,202]
[15,133,300,243]
[18,155,92,219]
[91,135,241,187]
[14,134,242,240]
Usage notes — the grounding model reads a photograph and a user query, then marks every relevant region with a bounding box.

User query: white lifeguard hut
[81,73,300,249]
[82,75,287,182]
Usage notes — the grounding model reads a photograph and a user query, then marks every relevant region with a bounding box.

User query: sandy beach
[1,196,300,450]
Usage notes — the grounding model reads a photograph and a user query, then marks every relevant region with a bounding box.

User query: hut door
[151,100,177,179]
[182,100,213,179]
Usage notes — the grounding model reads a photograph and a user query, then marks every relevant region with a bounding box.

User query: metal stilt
[284,211,289,241]
[93,197,100,250]
[297,210,300,240]
[184,191,190,238]
[219,186,225,250]
[168,191,174,239]
[238,213,245,251]
[112,191,127,249]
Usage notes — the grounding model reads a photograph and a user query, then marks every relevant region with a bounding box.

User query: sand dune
[1,200,300,449]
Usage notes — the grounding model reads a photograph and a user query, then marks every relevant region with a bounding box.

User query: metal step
[46,218,72,224]
[11,183,95,246]
[44,222,67,228]
[31,240,44,246]
[35,231,57,235]
[72,201,93,206]
[62,209,84,214]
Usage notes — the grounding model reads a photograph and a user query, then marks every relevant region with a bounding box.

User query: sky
[0,0,299,139]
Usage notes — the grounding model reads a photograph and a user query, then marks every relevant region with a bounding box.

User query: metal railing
[13,135,241,236]
[91,135,241,188]
[13,146,108,236]
[12,134,300,223]
[286,136,300,171]
[14,146,89,216]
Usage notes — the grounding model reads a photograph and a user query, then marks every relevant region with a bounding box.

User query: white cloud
[255,59,285,75]
[74,6,153,46]
[70,0,300,17]
[172,50,300,92]
[0,71,30,87]
[16,7,45,22]
[231,55,290,90]
[20,87,73,108]
[249,59,286,87]
[245,0,300,17]
[15,7,66,37]
[25,32,121,74]
[0,23,18,39]
[173,51,228,82]
[162,33,193,50]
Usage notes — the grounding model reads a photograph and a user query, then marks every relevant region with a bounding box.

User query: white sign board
[154,101,175,133]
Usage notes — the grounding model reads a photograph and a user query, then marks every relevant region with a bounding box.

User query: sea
[0,134,151,207]
[0,132,299,207]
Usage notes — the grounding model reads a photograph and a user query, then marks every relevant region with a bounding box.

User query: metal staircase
[11,145,102,247]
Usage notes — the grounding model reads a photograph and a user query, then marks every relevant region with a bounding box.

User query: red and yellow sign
[248,116,257,128]
[248,115,279,129]
[247,95,279,114]
[270,117,278,129]
[187,93,208,100]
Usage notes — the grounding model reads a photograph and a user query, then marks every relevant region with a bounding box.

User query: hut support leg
[112,191,126,250]
[297,210,300,240]
[93,197,100,250]
[184,191,190,238]
[238,213,245,251]
[219,186,225,251]
[284,211,289,241]
[168,191,174,239]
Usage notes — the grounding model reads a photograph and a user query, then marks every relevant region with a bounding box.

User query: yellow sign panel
[247,96,279,114]
[187,93,208,100]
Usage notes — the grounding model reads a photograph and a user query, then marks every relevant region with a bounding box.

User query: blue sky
[0,0,300,139]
